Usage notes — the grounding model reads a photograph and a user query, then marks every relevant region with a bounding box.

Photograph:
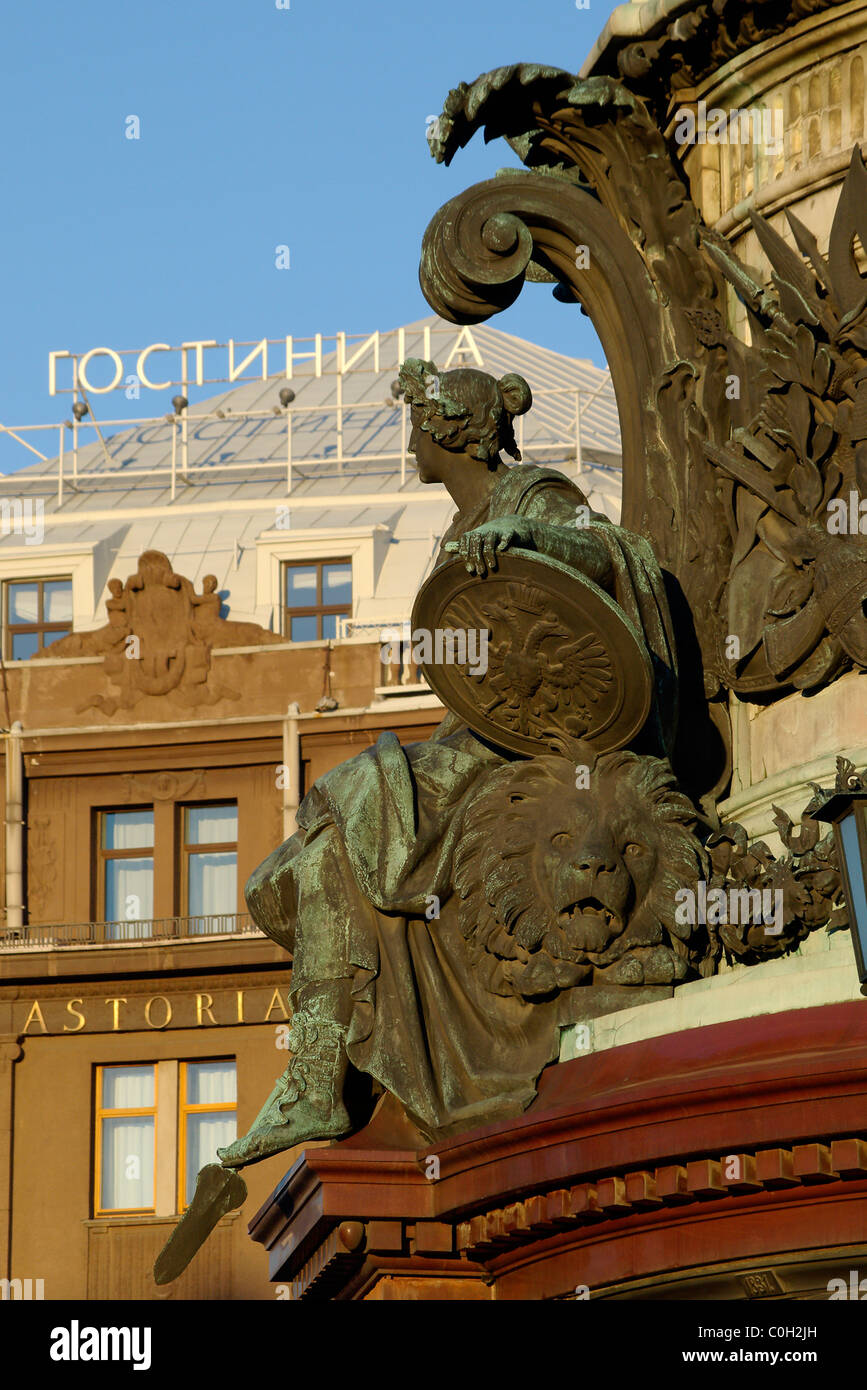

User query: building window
[283,559,351,640]
[93,1059,238,1218]
[4,577,72,658]
[97,808,154,938]
[94,1064,156,1215]
[179,1061,237,1208]
[181,803,238,927]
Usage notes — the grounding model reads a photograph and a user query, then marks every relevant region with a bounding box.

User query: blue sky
[0,0,623,468]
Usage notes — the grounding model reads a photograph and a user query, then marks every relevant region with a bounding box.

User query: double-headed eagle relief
[157,51,862,1281]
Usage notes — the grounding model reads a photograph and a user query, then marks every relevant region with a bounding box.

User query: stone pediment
[34,550,283,714]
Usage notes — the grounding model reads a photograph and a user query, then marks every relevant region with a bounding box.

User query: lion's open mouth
[558,897,623,952]
[559,897,619,929]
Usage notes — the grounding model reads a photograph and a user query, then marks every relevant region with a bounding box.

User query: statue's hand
[445,517,536,577]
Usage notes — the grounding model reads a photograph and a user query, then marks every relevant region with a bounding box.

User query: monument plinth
[249,1002,867,1301]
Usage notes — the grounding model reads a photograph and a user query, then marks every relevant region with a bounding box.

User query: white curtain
[103,810,153,850]
[185,1115,236,1205]
[44,582,73,622]
[184,1064,237,1204]
[105,859,154,939]
[103,1066,154,1109]
[8,584,38,623]
[188,853,237,924]
[100,1067,155,1211]
[103,812,154,939]
[186,805,237,846]
[186,1061,236,1105]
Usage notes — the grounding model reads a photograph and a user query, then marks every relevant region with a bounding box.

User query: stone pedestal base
[249,1001,867,1300]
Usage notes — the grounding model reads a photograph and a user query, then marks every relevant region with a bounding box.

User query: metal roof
[0,316,623,634]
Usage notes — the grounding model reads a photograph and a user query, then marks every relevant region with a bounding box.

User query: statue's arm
[523,518,612,586]
[446,509,612,585]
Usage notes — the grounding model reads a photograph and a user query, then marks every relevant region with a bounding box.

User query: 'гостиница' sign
[47,327,483,394]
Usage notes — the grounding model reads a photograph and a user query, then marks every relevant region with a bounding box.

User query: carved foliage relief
[420,63,867,706]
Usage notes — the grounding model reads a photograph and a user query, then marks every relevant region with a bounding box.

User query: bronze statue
[419,68,867,766]
[155,359,842,1285]
[214,359,701,1166]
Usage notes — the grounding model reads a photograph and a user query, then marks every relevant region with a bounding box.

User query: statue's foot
[218,1097,351,1168]
[219,1005,352,1169]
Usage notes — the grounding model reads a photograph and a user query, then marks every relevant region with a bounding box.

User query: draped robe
[246,465,678,1139]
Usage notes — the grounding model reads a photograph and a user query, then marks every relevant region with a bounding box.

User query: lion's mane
[451,749,712,999]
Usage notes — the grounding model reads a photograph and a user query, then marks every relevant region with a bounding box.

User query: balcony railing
[0,912,262,950]
[337,618,425,687]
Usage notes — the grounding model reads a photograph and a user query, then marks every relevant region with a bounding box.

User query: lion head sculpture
[452,748,712,1000]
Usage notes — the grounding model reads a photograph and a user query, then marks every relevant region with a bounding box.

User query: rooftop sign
[47,327,485,397]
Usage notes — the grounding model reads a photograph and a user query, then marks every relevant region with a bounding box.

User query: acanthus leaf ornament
[420,65,867,718]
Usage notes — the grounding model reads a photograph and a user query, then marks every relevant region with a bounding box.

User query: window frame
[282,557,352,641]
[93,1062,158,1218]
[178,801,239,919]
[255,525,391,639]
[94,805,155,927]
[3,576,73,659]
[177,1059,238,1212]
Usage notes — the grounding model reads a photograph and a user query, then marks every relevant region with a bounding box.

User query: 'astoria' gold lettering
[22,1000,47,1034]
[63,999,86,1033]
[263,988,290,1021]
[144,996,172,1029]
[105,998,127,1031]
[15,987,283,1034]
[196,993,217,1026]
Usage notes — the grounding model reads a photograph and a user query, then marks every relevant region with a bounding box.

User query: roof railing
[0,380,618,502]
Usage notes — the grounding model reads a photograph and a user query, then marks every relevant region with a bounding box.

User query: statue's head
[398,358,532,471]
[137,550,175,585]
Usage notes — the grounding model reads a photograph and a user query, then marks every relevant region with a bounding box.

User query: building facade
[0,316,619,1298]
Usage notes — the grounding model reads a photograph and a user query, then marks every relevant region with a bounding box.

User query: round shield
[411,548,653,756]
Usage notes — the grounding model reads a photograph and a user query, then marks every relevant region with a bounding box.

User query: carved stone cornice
[455,1137,861,1262]
[583,0,843,111]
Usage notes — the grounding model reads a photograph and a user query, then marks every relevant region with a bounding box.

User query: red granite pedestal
[249,1001,867,1300]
